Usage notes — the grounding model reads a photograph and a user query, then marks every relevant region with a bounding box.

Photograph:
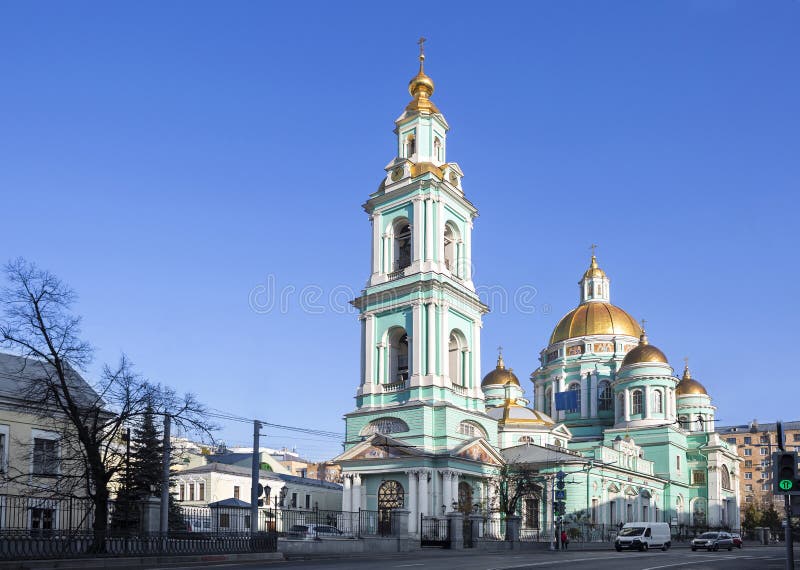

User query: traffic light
[553,470,567,516]
[773,451,798,495]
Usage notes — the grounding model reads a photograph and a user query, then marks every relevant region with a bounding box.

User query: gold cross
[497,345,503,357]
[590,243,598,256]
[684,356,689,367]
[640,318,647,331]
[418,37,427,57]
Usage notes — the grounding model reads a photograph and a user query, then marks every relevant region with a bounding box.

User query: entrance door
[377,480,404,536]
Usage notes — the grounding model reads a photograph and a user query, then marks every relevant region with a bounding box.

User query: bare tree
[487,463,543,539]
[0,258,216,548]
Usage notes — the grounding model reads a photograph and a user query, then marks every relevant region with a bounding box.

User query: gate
[420,516,449,548]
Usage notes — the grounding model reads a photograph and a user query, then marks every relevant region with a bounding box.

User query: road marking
[394,565,425,568]
[641,555,774,570]
[489,555,632,568]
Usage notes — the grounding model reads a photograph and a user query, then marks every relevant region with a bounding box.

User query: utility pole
[251,420,262,535]
[777,421,795,570]
[160,414,171,535]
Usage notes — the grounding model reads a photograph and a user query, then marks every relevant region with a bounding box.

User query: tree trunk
[91,488,109,554]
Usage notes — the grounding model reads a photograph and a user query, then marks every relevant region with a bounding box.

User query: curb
[0,552,285,570]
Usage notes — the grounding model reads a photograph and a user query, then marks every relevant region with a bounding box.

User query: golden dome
[583,255,607,279]
[487,399,554,426]
[549,302,641,344]
[676,363,708,396]
[481,352,520,387]
[405,41,440,114]
[621,331,669,366]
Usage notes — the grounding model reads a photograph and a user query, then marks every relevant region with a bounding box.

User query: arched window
[617,393,625,419]
[449,330,468,387]
[433,137,442,162]
[678,415,689,430]
[443,223,459,275]
[458,421,487,439]
[568,383,581,413]
[543,387,552,416]
[457,481,472,513]
[393,220,411,272]
[721,465,731,490]
[360,417,409,436]
[378,480,405,534]
[631,390,643,415]
[598,381,612,412]
[519,435,535,445]
[652,390,663,414]
[388,328,409,382]
[675,495,684,524]
[405,134,416,158]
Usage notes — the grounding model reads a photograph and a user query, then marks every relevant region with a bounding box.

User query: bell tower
[345,41,494,454]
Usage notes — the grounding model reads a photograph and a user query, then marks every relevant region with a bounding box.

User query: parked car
[731,533,743,548]
[288,524,344,539]
[614,522,671,552]
[691,532,734,551]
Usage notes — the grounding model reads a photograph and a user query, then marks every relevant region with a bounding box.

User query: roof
[179,462,342,490]
[208,498,251,508]
[718,421,800,434]
[501,443,588,467]
[0,351,102,408]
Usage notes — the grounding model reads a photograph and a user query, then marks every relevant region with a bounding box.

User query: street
[157,546,797,570]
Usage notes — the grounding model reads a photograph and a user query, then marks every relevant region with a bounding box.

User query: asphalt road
[158,546,797,570]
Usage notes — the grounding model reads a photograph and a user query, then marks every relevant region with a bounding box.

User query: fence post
[506,515,521,546]
[469,513,483,544]
[142,496,162,534]
[448,512,464,550]
[392,509,410,552]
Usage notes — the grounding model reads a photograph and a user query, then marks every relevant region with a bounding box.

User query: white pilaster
[424,198,433,262]
[352,474,362,511]
[412,301,422,379]
[451,472,459,510]
[364,314,375,385]
[412,198,423,263]
[441,305,450,381]
[427,302,436,375]
[436,199,445,269]
[442,471,452,512]
[377,343,385,384]
[589,373,598,418]
[343,474,352,512]
[472,320,481,393]
[580,374,589,418]
[644,385,651,419]
[372,214,381,275]
[407,470,418,534]
[418,469,429,517]
[624,388,631,422]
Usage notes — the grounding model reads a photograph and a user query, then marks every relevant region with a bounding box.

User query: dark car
[691,531,734,551]
[731,533,743,548]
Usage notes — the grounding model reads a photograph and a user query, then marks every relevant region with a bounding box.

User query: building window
[234,486,240,500]
[33,438,58,476]
[524,497,540,529]
[405,134,416,158]
[291,493,298,508]
[721,466,732,490]
[544,387,553,416]
[794,434,800,442]
[219,513,230,528]
[676,455,681,471]
[198,482,205,501]
[692,470,706,485]
[305,494,311,509]
[31,508,54,532]
[434,137,442,162]
[387,328,410,383]
[519,436,535,445]
[744,448,752,456]
[458,421,487,439]
[652,390,663,414]
[448,330,468,386]
[361,417,409,436]
[745,460,752,468]
[760,435,769,443]
[744,472,752,479]
[744,437,752,445]
[760,448,767,456]
[443,223,460,275]
[179,484,185,501]
[189,483,195,501]
[745,484,753,492]
[726,437,736,444]
[745,496,753,503]
[568,383,581,413]
[0,432,5,472]
[631,390,643,416]
[393,221,412,272]
[598,382,612,412]
[762,483,770,491]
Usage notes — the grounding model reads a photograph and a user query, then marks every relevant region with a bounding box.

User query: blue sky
[1,1,798,459]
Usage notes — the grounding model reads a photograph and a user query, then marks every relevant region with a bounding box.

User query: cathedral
[334,45,740,538]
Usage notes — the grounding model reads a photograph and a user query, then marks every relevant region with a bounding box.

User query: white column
[543,477,553,536]
[535,384,544,412]
[550,380,557,418]
[418,469,429,517]
[407,470,418,534]
[364,315,375,385]
[412,302,422,379]
[644,385,651,419]
[372,214,382,275]
[343,475,352,512]
[382,233,390,273]
[557,376,566,421]
[441,305,450,381]
[589,373,598,418]
[624,388,631,422]
[464,219,472,284]
[424,199,433,261]
[352,474,362,511]
[580,374,589,418]
[442,471,452,512]
[412,198,423,262]
[427,302,436,375]
[377,343,385,384]
[451,472,459,510]
[436,199,445,267]
[455,239,463,278]
[472,320,481,392]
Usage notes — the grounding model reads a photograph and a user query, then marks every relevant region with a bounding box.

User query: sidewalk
[0,552,284,570]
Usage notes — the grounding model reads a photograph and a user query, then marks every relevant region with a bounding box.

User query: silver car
[691,531,734,552]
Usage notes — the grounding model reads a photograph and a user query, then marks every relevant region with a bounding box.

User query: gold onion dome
[550,302,641,344]
[676,362,708,396]
[583,255,607,279]
[621,330,669,366]
[481,352,520,387]
[486,399,554,426]
[406,40,440,114]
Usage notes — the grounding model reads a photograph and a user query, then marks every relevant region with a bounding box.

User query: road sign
[555,490,566,500]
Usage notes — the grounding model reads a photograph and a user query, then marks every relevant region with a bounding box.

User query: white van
[614,522,671,551]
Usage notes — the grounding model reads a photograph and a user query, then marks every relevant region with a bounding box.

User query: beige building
[717,419,800,513]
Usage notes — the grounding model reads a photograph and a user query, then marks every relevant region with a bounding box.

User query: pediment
[452,438,505,466]
[333,434,424,463]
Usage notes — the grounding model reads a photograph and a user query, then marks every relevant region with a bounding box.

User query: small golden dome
[487,399,554,426]
[550,302,641,344]
[621,330,669,366]
[676,362,708,395]
[583,255,607,280]
[405,41,440,114]
[482,352,520,386]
